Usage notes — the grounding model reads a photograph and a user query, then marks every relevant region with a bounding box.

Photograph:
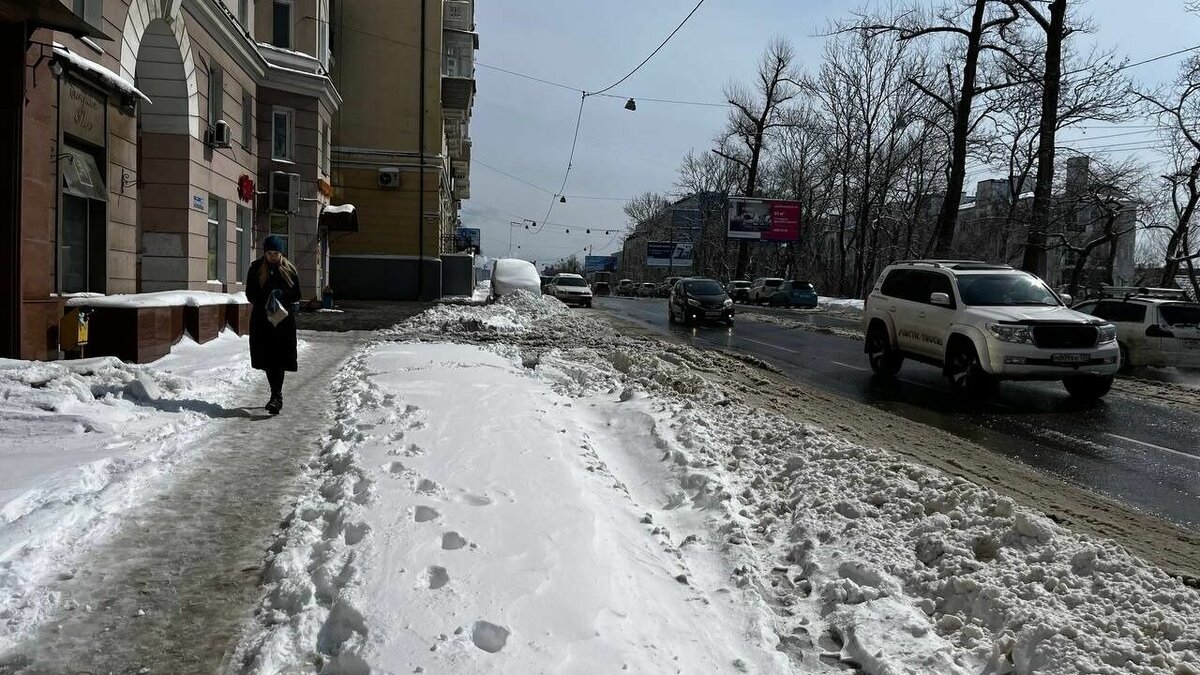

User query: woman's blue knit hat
[263,235,285,253]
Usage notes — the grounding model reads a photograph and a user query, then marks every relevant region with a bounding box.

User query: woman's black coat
[246,258,302,372]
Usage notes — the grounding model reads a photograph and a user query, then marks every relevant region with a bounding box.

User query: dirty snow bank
[0,331,265,650]
[237,296,1200,675]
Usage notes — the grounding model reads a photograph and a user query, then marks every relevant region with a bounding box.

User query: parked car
[545,273,594,307]
[638,282,658,298]
[659,277,682,298]
[1072,287,1200,372]
[668,277,735,326]
[616,279,637,297]
[726,280,752,303]
[862,260,1119,400]
[539,275,554,293]
[748,278,786,304]
[491,259,543,301]
[593,281,611,296]
[768,280,819,308]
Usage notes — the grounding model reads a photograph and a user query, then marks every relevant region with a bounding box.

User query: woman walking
[246,236,302,415]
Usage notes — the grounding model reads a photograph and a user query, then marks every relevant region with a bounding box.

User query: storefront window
[59,145,107,294]
[208,197,222,281]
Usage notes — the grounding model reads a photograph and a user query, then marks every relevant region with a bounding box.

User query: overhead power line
[585,0,707,97]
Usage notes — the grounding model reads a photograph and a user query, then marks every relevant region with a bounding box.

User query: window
[956,274,1059,307]
[208,197,224,281]
[242,89,253,148]
[236,206,252,282]
[208,65,224,129]
[880,270,911,299]
[59,145,107,293]
[72,0,101,27]
[272,108,294,161]
[317,0,329,67]
[1092,301,1147,323]
[320,122,330,174]
[238,0,249,27]
[272,0,293,49]
[1160,304,1200,326]
[270,213,290,257]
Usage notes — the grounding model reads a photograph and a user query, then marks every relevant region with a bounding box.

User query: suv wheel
[1118,342,1133,374]
[866,324,903,376]
[946,342,997,398]
[1063,374,1114,400]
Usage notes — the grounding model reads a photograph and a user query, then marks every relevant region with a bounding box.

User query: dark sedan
[669,277,735,326]
[768,280,819,308]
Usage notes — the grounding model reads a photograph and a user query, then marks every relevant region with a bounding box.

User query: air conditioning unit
[378,167,400,189]
[206,120,233,148]
[270,171,301,213]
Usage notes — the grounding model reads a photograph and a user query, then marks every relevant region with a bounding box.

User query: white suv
[545,273,593,307]
[862,261,1120,399]
[1072,288,1200,372]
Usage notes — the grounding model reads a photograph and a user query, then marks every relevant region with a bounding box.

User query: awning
[60,145,107,201]
[0,0,110,40]
[53,43,152,104]
[320,204,358,232]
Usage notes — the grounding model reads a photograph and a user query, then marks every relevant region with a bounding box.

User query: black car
[669,277,735,326]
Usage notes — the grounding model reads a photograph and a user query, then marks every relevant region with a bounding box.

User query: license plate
[1052,353,1090,364]
[1183,339,1200,350]
[706,310,724,317]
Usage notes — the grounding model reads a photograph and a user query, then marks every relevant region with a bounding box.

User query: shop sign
[63,79,105,147]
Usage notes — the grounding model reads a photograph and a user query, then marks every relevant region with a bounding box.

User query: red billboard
[727,197,801,242]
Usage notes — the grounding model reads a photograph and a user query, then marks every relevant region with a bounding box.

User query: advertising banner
[584,255,617,273]
[646,242,694,269]
[454,227,481,252]
[727,197,801,241]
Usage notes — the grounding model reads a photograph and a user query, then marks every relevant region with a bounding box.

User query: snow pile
[0,331,262,650]
[819,296,865,313]
[397,290,570,337]
[65,289,248,308]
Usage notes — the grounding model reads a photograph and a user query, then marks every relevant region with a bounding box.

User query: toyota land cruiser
[862,261,1120,399]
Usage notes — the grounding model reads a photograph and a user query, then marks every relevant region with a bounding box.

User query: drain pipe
[416,0,426,300]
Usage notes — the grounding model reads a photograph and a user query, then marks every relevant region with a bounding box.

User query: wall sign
[193,195,206,211]
[62,79,106,147]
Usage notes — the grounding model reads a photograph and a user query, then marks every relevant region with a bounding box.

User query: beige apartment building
[329,0,476,300]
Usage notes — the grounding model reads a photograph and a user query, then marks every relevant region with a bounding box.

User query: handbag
[267,295,290,326]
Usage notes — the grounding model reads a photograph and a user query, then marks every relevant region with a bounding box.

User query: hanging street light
[624,98,637,111]
[559,195,567,203]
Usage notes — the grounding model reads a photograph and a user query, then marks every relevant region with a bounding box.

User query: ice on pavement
[232,294,1200,674]
[0,330,279,650]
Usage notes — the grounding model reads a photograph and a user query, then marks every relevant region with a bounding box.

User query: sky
[464,0,1200,266]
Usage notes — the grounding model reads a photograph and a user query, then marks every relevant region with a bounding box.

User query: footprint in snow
[441,532,468,550]
[415,478,440,494]
[426,566,450,589]
[471,621,510,653]
[414,506,440,523]
[452,491,493,507]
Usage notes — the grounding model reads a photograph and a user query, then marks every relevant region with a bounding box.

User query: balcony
[442,29,477,114]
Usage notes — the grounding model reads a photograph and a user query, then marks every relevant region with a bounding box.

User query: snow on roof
[65,290,248,308]
[52,43,151,104]
[324,204,355,214]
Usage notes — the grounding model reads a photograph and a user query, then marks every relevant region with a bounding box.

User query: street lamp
[624,98,637,111]
[508,219,535,256]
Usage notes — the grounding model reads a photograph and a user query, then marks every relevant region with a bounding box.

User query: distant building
[618,192,724,282]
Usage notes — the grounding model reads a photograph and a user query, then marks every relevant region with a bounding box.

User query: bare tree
[623,192,671,233]
[853,0,1021,258]
[1139,54,1200,288]
[715,37,801,280]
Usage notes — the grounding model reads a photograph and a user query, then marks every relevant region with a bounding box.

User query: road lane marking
[831,360,868,372]
[1104,433,1198,462]
[741,337,798,354]
[898,378,939,391]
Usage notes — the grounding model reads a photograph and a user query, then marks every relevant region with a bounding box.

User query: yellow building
[329,0,475,300]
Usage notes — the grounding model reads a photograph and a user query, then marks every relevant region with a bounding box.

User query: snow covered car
[863,260,1120,400]
[1072,287,1200,372]
[768,280,819,308]
[638,283,658,298]
[489,259,543,301]
[616,279,637,296]
[668,277,735,326]
[545,273,594,307]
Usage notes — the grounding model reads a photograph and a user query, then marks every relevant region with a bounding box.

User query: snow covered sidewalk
[233,294,1200,675]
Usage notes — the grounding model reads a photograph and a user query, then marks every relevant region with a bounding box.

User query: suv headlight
[987,323,1034,344]
[687,298,701,307]
[723,299,733,308]
[1098,324,1117,344]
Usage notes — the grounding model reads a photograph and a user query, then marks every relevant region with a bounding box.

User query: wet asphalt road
[597,296,1200,528]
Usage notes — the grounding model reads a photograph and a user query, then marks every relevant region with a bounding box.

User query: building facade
[329,0,476,300]
[1,0,338,360]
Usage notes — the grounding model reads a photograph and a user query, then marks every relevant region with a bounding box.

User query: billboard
[584,255,617,273]
[454,227,481,252]
[646,241,694,269]
[727,197,801,241]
